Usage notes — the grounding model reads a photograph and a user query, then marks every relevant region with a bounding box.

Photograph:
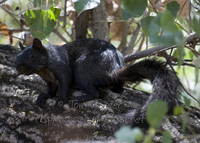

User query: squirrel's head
[16,38,48,75]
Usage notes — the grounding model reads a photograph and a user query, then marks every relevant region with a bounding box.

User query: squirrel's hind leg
[71,86,100,103]
[70,77,100,107]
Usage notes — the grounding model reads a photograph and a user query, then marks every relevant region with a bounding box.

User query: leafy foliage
[193,16,200,36]
[115,126,143,143]
[73,0,100,16]
[140,1,184,64]
[121,0,147,19]
[162,130,172,143]
[121,8,134,21]
[146,101,168,128]
[173,105,184,116]
[149,10,183,45]
[141,16,155,36]
[24,6,61,40]
[166,1,180,18]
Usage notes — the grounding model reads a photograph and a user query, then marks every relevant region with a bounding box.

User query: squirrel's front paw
[36,93,49,107]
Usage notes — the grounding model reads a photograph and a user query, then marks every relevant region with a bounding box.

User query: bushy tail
[118,59,181,115]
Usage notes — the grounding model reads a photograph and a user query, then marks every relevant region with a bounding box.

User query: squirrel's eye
[29,53,34,59]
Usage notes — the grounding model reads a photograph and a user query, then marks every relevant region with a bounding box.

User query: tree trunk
[75,10,90,40]
[90,0,109,41]
[0,44,200,142]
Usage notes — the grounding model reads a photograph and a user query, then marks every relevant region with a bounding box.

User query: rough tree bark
[0,44,200,142]
[75,10,90,40]
[90,0,109,41]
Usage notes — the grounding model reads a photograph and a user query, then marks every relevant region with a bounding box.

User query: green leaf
[166,1,180,18]
[160,10,178,32]
[43,12,48,28]
[115,126,143,143]
[115,126,135,143]
[49,5,61,19]
[176,45,185,65]
[195,57,200,84]
[141,16,155,35]
[162,130,172,143]
[172,49,179,57]
[146,101,168,128]
[149,15,161,37]
[121,0,147,18]
[172,46,185,66]
[144,128,155,143]
[73,0,100,16]
[132,127,143,142]
[0,38,3,44]
[121,8,134,21]
[183,96,191,106]
[24,6,61,40]
[33,0,44,7]
[148,10,184,63]
[188,51,194,59]
[192,16,200,36]
[173,106,184,116]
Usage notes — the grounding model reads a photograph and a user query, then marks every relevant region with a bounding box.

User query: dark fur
[118,60,180,127]
[16,38,180,126]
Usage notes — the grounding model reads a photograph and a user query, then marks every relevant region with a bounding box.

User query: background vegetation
[0,0,200,142]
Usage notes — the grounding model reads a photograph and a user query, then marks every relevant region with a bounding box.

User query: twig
[169,63,200,104]
[0,5,23,26]
[149,0,158,14]
[124,32,200,63]
[0,32,23,40]
[183,66,191,92]
[176,0,187,20]
[57,22,72,40]
[124,23,140,55]
[137,34,145,52]
[189,0,192,33]
[185,32,200,43]
[165,48,174,66]
[0,0,6,4]
[52,28,68,43]
[0,29,29,32]
[63,0,67,28]
[184,44,200,56]
[158,49,200,104]
[171,61,200,69]
[175,22,189,34]
[158,51,200,69]
[175,0,189,34]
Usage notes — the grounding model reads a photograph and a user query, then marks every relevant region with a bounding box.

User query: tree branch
[124,32,200,63]
[0,5,24,26]
[52,28,68,43]
[123,23,140,56]
[63,0,67,28]
[124,45,177,63]
[0,29,29,32]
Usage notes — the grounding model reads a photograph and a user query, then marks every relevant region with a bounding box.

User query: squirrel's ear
[32,38,43,50]
[19,42,25,50]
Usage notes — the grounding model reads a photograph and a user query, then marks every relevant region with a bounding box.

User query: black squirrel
[16,38,180,123]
